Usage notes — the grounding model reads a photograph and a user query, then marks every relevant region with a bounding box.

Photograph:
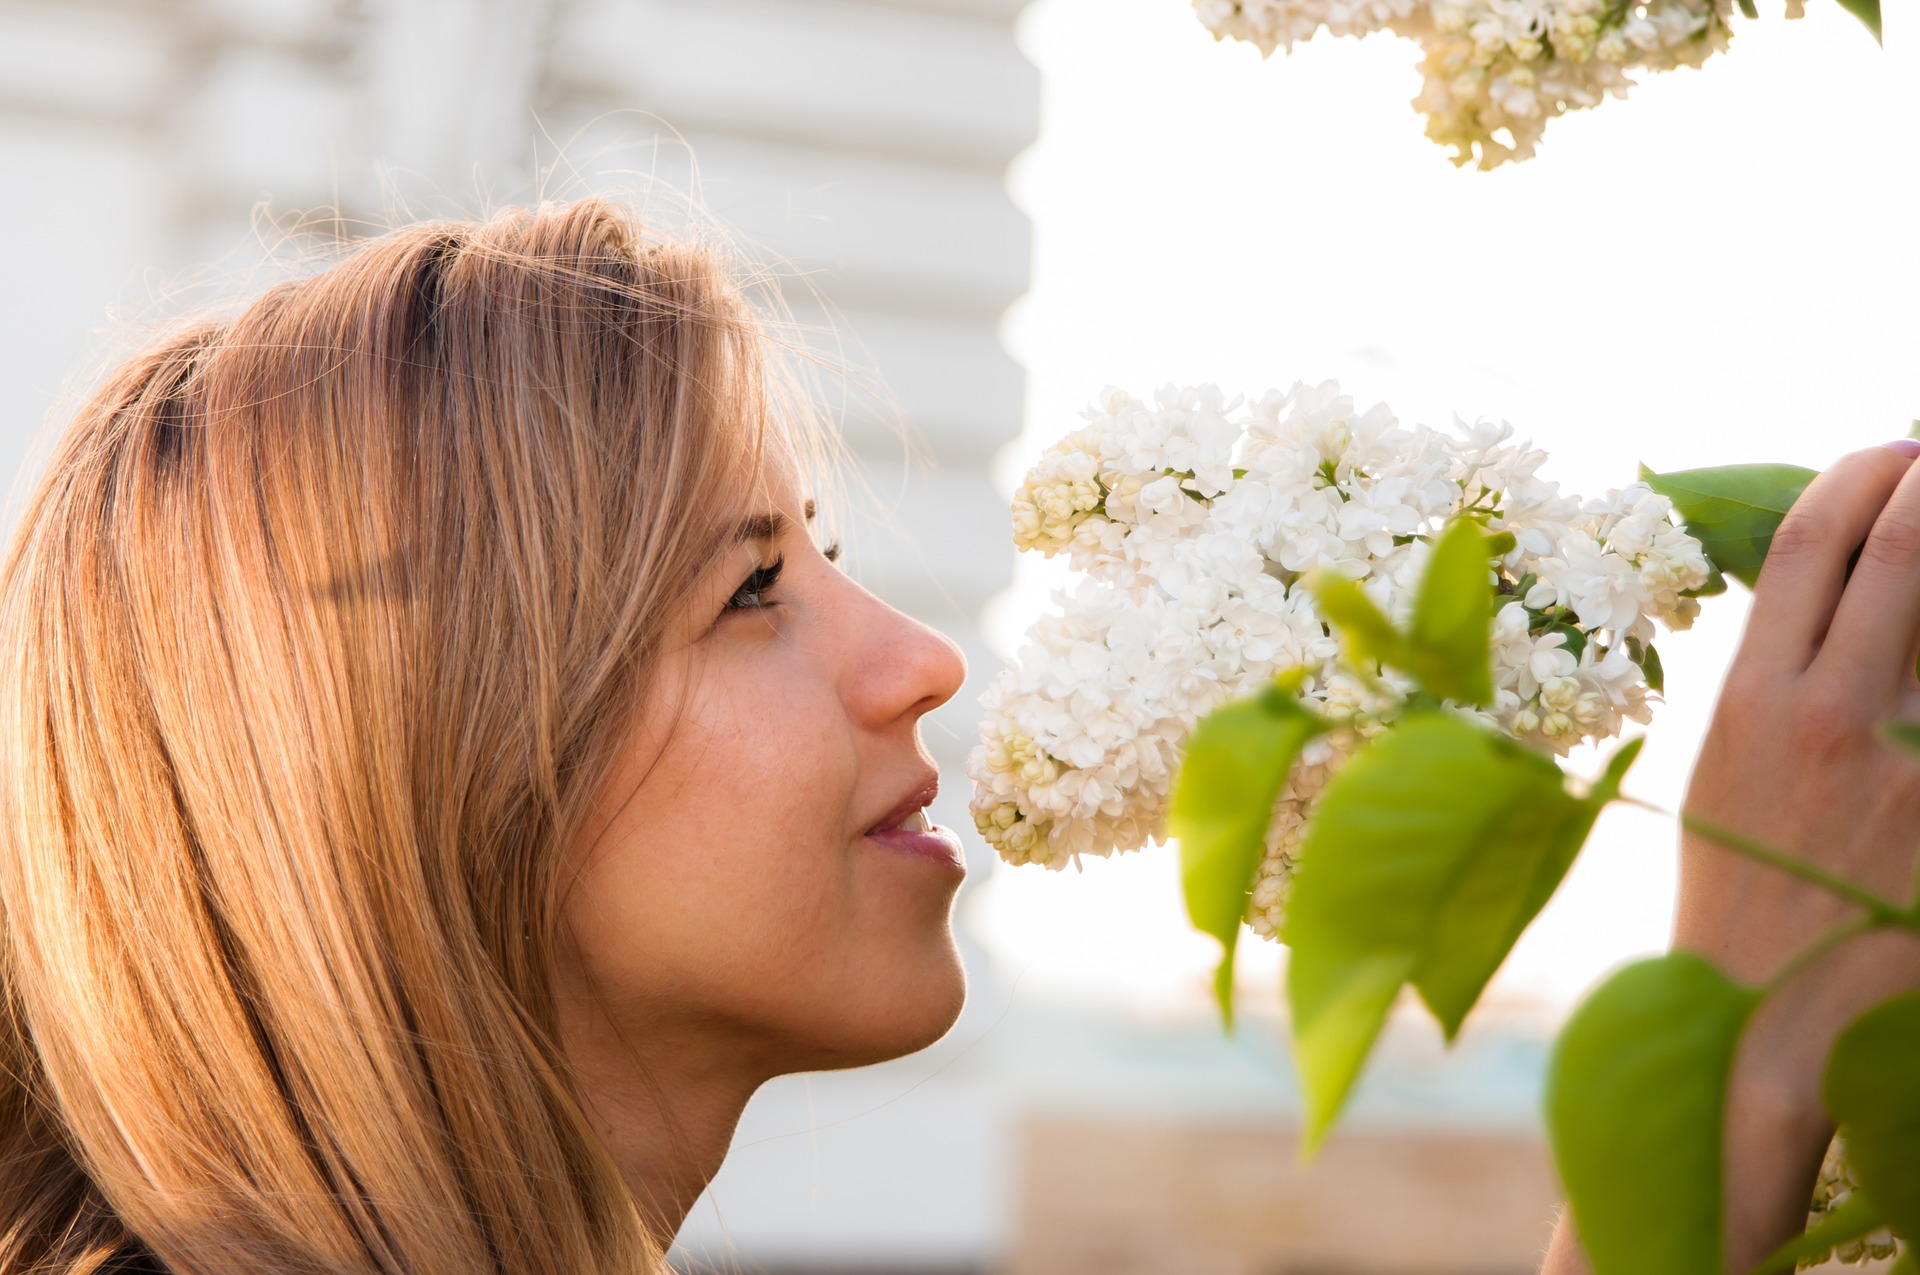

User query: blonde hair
[0,199,775,1274]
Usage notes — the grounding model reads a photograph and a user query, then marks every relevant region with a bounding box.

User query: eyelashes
[724,555,784,613]
[722,540,841,615]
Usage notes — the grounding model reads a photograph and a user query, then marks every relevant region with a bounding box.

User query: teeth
[899,809,931,833]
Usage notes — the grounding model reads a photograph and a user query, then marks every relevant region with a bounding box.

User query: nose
[844,588,968,730]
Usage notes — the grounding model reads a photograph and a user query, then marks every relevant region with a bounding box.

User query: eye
[723,555,785,613]
[822,540,841,564]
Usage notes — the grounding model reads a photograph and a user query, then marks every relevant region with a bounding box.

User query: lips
[863,776,965,873]
[867,777,940,838]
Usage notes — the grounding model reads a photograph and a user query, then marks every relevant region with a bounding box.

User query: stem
[1679,811,1911,927]
[1761,915,1884,999]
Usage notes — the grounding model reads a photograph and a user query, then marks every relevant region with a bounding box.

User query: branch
[1679,811,1911,927]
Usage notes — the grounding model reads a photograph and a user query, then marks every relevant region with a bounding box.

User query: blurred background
[2,0,1917,1271]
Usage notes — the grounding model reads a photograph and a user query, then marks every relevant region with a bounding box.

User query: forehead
[724,431,815,535]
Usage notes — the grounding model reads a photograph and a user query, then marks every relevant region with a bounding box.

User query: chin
[810,938,968,1071]
[897,946,968,1053]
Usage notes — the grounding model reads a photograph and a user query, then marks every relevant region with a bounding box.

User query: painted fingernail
[1884,439,1920,458]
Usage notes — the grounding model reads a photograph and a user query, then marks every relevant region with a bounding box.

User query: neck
[563,1019,771,1248]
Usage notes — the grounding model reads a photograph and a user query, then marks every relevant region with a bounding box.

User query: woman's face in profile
[555,459,970,1096]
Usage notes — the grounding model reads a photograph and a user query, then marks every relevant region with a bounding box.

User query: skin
[1542,442,1920,1274]
[551,463,969,1244]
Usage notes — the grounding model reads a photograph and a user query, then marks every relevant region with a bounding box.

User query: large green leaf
[1408,517,1495,707]
[1285,714,1635,1151]
[1756,1190,1887,1274]
[1418,736,1639,1034]
[1640,463,1818,589]
[1173,682,1325,1026]
[1824,992,1920,1243]
[1547,953,1760,1275]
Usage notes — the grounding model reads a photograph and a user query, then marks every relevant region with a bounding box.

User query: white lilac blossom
[970,381,1710,937]
[1803,1137,1902,1267]
[1195,0,1734,169]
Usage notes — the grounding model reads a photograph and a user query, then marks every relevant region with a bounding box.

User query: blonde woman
[0,199,965,1274]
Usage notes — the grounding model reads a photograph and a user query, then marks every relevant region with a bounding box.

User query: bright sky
[967,0,1920,1017]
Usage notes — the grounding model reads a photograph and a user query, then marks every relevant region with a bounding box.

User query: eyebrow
[732,499,817,544]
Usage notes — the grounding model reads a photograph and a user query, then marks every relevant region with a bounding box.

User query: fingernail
[1884,439,1920,458]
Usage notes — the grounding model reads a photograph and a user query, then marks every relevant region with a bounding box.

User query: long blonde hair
[0,199,773,1274]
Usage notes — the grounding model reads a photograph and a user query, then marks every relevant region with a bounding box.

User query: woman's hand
[1679,440,1920,1271]
[1545,441,1920,1275]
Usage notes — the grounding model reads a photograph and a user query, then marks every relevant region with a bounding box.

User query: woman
[0,199,966,1274]
[1543,439,1920,1273]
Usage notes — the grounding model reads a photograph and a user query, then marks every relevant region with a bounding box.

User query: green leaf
[1625,636,1664,695]
[1408,518,1496,707]
[1824,992,1920,1243]
[1737,0,1756,16]
[1893,1249,1919,1275]
[1286,715,1633,1151]
[1547,953,1761,1275]
[1547,622,1588,663]
[1832,0,1882,41]
[1685,564,1729,599]
[1592,736,1644,804]
[1173,683,1325,1026]
[1307,570,1405,674]
[1308,518,1497,707]
[1880,720,1920,762]
[1640,463,1818,589]
[1755,1190,1886,1274]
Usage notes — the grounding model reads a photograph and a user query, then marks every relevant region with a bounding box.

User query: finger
[1739,445,1916,675]
[1817,447,1920,692]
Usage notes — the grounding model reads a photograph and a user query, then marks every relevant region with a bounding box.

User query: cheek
[559,651,965,1063]
[568,677,854,986]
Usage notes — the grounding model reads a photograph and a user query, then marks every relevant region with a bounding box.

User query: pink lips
[864,821,967,872]
[863,777,967,874]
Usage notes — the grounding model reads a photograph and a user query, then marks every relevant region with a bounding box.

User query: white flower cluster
[1804,1137,1901,1268]
[1194,0,1734,169]
[971,381,1709,937]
